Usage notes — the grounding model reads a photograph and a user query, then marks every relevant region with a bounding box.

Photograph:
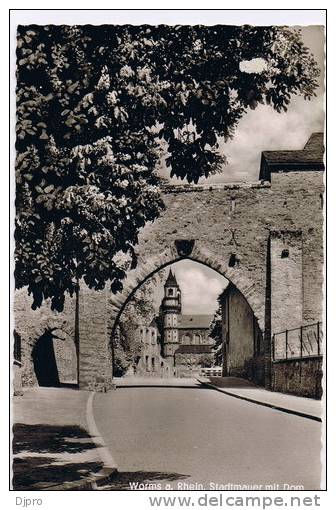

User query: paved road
[93,378,322,490]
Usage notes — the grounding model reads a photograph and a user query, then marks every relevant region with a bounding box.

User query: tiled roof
[175,344,213,354]
[177,314,212,329]
[259,132,324,180]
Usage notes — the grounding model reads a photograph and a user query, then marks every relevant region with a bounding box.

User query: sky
[130,25,325,318]
[149,26,325,317]
[166,25,325,184]
[153,260,229,316]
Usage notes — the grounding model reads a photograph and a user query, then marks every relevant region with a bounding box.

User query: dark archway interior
[32,331,60,387]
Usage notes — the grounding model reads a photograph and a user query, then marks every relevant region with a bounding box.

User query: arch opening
[110,257,265,385]
[32,329,78,388]
[110,253,263,339]
[32,331,60,387]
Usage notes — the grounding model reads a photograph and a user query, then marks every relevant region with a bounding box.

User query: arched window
[194,334,201,344]
[183,334,191,344]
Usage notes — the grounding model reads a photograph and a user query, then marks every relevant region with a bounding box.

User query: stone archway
[107,243,265,340]
[15,135,324,394]
[16,315,75,388]
[103,241,269,387]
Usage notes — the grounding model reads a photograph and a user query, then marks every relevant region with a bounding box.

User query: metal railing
[199,367,222,377]
[272,322,322,361]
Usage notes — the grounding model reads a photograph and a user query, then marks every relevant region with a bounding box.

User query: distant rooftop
[177,314,212,329]
[175,344,213,355]
[259,132,325,180]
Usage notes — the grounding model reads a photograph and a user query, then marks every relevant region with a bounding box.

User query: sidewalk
[197,377,322,421]
[12,387,117,490]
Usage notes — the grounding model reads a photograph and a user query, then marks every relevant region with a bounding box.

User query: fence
[199,367,222,377]
[272,322,322,361]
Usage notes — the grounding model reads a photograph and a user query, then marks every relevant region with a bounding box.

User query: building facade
[133,324,174,377]
[159,270,215,375]
[220,284,265,385]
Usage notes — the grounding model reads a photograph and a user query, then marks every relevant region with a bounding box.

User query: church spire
[164,268,178,288]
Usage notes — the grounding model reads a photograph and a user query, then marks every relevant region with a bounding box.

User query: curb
[197,379,322,422]
[40,391,119,491]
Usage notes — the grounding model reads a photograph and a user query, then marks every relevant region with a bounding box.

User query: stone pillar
[268,230,303,389]
[271,230,303,333]
[78,281,113,391]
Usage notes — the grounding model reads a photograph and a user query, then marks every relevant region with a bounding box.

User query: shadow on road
[12,423,103,490]
[115,377,261,391]
[207,376,259,389]
[116,382,214,390]
[100,470,189,490]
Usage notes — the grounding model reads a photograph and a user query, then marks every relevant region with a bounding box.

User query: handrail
[273,321,322,336]
[272,322,322,361]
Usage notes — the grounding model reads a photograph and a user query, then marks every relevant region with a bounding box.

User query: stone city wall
[272,357,323,399]
[14,135,324,392]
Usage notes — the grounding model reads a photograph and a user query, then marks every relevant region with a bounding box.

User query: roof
[177,314,212,329]
[175,344,213,355]
[164,269,179,288]
[259,133,325,180]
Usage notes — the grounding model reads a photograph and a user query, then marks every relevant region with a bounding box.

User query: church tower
[161,269,182,363]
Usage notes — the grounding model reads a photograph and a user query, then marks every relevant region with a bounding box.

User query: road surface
[93,378,321,490]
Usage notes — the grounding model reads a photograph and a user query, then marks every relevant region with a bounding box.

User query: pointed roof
[259,132,325,180]
[164,268,179,287]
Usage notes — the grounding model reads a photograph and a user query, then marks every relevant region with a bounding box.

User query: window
[151,357,155,371]
[183,334,191,344]
[168,288,173,296]
[281,249,289,259]
[145,355,149,371]
[194,334,200,344]
[229,254,238,267]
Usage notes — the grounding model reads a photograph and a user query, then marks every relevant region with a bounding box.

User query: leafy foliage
[15,25,320,310]
[198,353,215,368]
[209,302,224,366]
[112,270,165,376]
